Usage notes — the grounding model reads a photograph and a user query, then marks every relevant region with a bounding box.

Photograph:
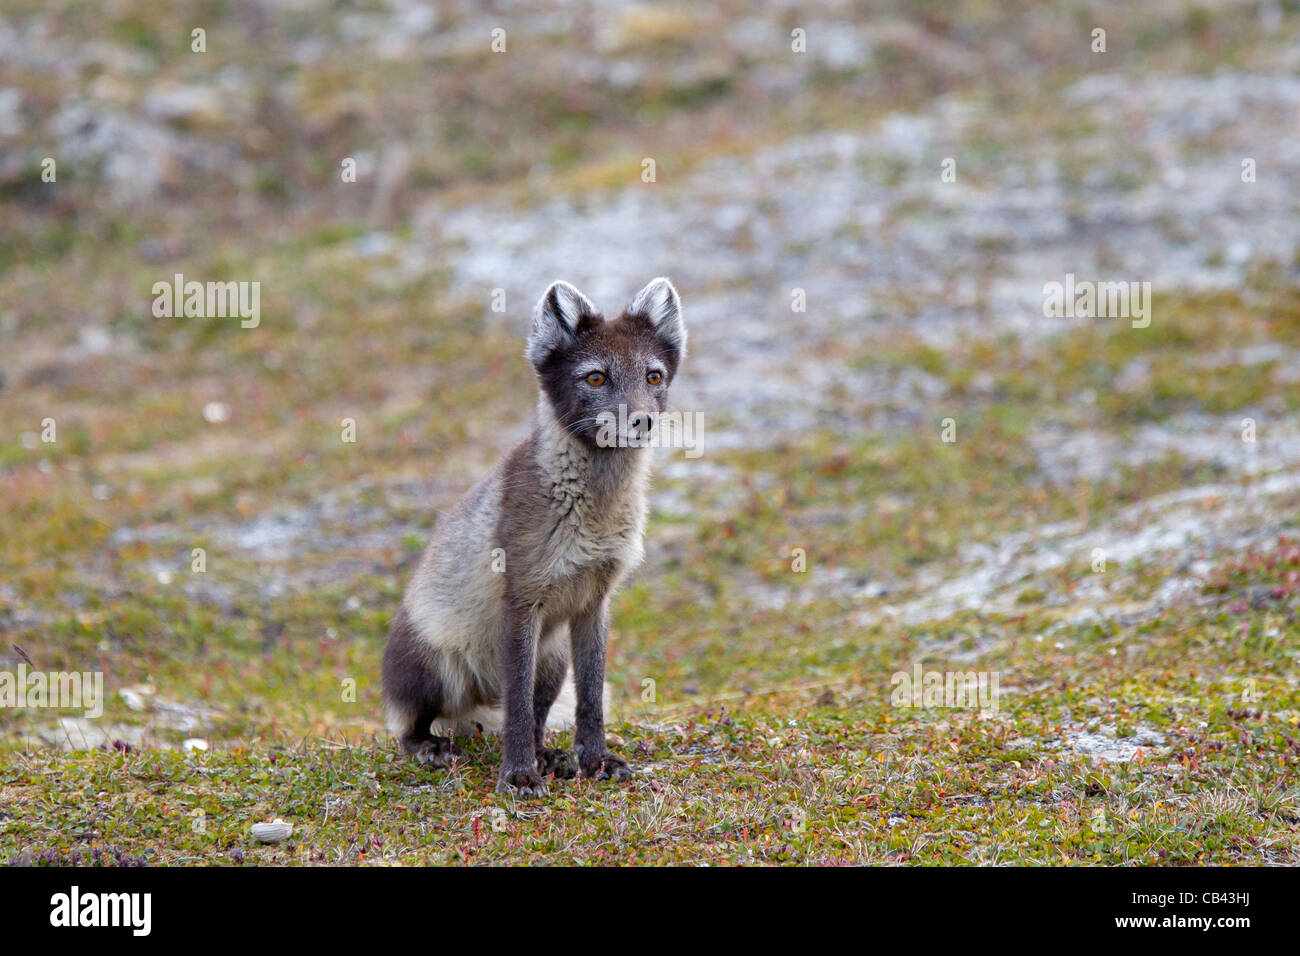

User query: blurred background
[2,0,1299,753]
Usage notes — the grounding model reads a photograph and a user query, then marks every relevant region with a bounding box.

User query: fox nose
[629,412,654,437]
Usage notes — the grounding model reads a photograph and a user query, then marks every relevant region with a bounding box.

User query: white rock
[119,686,150,711]
[252,820,293,844]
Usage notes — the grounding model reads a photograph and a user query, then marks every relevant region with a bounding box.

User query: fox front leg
[497,602,547,796]
[570,599,632,782]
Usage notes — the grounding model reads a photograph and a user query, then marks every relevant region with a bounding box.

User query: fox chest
[529,533,639,633]
[545,499,645,579]
[510,444,653,613]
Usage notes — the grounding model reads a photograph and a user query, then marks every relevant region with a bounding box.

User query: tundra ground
[2,0,1298,864]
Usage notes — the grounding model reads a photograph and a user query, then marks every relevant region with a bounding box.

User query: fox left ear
[526,280,598,365]
[628,277,686,360]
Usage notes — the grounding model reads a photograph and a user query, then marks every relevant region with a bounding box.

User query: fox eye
[646,370,663,385]
[585,371,606,387]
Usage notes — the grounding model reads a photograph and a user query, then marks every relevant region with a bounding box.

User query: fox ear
[628,277,686,358]
[526,280,598,364]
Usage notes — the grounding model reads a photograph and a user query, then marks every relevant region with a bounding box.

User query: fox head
[526,277,686,449]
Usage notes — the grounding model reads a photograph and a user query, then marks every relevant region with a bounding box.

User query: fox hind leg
[382,606,460,768]
[399,708,458,767]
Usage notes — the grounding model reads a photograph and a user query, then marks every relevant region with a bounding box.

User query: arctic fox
[382,278,686,796]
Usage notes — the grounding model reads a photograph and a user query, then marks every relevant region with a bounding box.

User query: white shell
[251,820,293,843]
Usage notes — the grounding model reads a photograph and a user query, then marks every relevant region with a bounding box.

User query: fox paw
[579,750,633,782]
[497,767,547,797]
[407,736,458,768]
[537,747,578,780]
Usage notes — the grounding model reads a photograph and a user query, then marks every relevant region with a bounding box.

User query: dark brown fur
[381,606,459,766]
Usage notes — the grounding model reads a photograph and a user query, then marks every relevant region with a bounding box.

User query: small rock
[252,819,293,844]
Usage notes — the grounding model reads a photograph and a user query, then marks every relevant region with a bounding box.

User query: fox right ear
[526,281,598,365]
